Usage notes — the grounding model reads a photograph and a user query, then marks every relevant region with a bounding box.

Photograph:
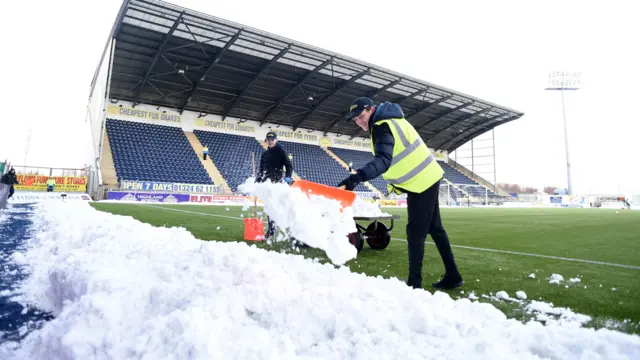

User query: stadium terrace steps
[184,131,231,193]
[105,119,213,185]
[323,147,382,195]
[100,132,118,187]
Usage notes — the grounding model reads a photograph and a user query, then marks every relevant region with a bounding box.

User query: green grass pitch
[90,203,640,334]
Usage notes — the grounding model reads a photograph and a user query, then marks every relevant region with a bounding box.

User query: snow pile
[495,290,511,301]
[494,291,522,303]
[528,273,536,279]
[549,273,564,284]
[2,201,640,359]
[239,178,357,265]
[516,291,528,300]
[526,301,593,326]
[569,277,581,283]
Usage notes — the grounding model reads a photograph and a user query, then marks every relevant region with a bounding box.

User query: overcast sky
[1,0,637,195]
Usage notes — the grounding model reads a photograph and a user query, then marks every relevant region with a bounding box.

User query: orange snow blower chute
[291,180,357,210]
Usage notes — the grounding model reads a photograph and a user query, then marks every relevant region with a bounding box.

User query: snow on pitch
[1,201,639,359]
[239,178,388,265]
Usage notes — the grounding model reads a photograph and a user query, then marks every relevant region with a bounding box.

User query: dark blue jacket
[355,101,404,183]
[257,142,293,183]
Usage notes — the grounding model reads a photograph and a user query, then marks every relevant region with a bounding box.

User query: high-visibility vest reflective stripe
[371,118,444,194]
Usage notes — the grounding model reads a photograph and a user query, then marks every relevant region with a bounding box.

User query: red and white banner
[188,194,261,205]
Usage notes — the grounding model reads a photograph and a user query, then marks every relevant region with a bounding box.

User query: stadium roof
[97,0,524,152]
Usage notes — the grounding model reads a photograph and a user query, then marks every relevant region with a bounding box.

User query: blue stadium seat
[439,162,496,198]
[328,147,389,194]
[193,131,266,192]
[106,119,213,185]
[193,130,373,193]
[277,141,370,193]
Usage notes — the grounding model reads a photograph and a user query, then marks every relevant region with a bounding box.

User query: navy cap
[347,97,374,120]
[266,131,277,139]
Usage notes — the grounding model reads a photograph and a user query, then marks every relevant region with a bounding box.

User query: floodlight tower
[545,71,581,196]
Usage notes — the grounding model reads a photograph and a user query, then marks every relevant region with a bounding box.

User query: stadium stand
[106,119,213,184]
[440,178,466,200]
[106,117,496,199]
[279,141,371,193]
[193,130,266,192]
[440,162,495,197]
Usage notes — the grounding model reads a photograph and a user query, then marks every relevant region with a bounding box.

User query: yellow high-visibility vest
[370,117,444,195]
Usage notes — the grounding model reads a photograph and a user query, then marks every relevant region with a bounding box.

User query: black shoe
[405,280,422,289]
[432,272,464,290]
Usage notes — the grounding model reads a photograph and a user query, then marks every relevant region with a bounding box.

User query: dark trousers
[266,216,276,237]
[8,185,15,199]
[203,153,208,160]
[406,180,458,288]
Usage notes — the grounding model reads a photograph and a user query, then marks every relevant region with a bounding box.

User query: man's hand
[337,173,361,191]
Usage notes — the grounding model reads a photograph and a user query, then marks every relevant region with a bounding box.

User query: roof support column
[293,68,370,131]
[259,58,333,125]
[221,46,290,120]
[132,12,184,108]
[178,29,243,114]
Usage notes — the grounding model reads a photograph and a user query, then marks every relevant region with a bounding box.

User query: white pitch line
[148,204,245,221]
[390,238,640,270]
[146,205,640,270]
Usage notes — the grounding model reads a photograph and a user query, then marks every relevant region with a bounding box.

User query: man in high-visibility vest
[338,97,463,290]
[202,145,209,160]
[46,177,55,192]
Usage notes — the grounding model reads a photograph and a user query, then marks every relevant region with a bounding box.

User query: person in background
[256,131,293,239]
[338,97,463,290]
[1,168,19,200]
[348,161,353,172]
[202,145,209,160]
[46,177,55,192]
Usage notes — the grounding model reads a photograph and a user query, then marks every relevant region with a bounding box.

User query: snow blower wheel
[364,221,391,250]
[351,215,400,253]
[347,232,364,253]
